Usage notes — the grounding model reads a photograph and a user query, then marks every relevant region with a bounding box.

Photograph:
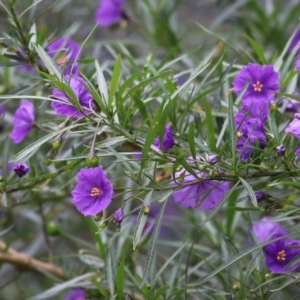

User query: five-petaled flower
[233,63,280,102]
[95,0,126,27]
[10,100,35,144]
[71,166,113,216]
[171,156,230,210]
[13,163,29,178]
[253,218,300,273]
[153,124,175,151]
[51,75,94,118]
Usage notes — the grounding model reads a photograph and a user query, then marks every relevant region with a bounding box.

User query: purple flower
[285,113,300,140]
[278,93,300,114]
[233,63,280,102]
[95,0,125,27]
[51,75,94,118]
[171,157,230,210]
[253,218,300,273]
[276,145,286,156]
[10,100,35,144]
[48,37,81,75]
[153,124,175,151]
[253,217,287,244]
[264,234,300,273]
[65,289,86,300]
[71,166,113,216]
[236,100,269,124]
[207,154,218,166]
[113,208,124,224]
[13,163,29,178]
[290,29,300,52]
[249,190,266,203]
[48,37,80,62]
[235,116,267,161]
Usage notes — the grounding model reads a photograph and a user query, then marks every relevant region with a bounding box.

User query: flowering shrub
[1,0,300,299]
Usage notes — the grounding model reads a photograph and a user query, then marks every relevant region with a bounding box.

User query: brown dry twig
[0,239,66,280]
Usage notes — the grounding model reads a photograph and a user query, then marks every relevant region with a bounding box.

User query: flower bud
[93,212,103,222]
[113,208,124,224]
[264,273,271,280]
[86,156,99,168]
[276,145,286,156]
[270,101,277,112]
[13,163,29,178]
[232,284,239,291]
[143,205,150,214]
[52,139,62,150]
[208,154,218,166]
[253,190,267,203]
[99,221,108,229]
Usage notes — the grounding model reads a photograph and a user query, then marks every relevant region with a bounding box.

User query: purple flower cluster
[233,63,280,160]
[171,156,230,210]
[71,166,113,216]
[51,75,94,118]
[253,218,300,273]
[95,0,125,27]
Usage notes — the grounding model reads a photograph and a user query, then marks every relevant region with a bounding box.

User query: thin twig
[0,239,66,280]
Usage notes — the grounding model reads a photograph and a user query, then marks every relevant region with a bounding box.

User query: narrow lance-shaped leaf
[10,122,89,162]
[133,191,152,250]
[140,199,168,287]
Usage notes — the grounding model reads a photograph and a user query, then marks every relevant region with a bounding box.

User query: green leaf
[106,248,116,297]
[133,191,152,250]
[35,45,65,81]
[9,122,89,162]
[228,94,236,167]
[28,273,95,300]
[154,239,189,283]
[123,70,174,102]
[108,54,122,109]
[245,35,267,64]
[239,177,257,207]
[116,261,125,300]
[188,123,196,159]
[95,60,109,108]
[203,98,216,151]
[140,199,168,287]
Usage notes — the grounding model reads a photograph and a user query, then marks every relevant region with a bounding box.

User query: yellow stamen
[253,81,263,92]
[91,187,102,197]
[276,250,286,261]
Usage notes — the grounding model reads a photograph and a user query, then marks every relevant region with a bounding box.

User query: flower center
[276,249,286,261]
[91,187,102,197]
[253,81,263,92]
